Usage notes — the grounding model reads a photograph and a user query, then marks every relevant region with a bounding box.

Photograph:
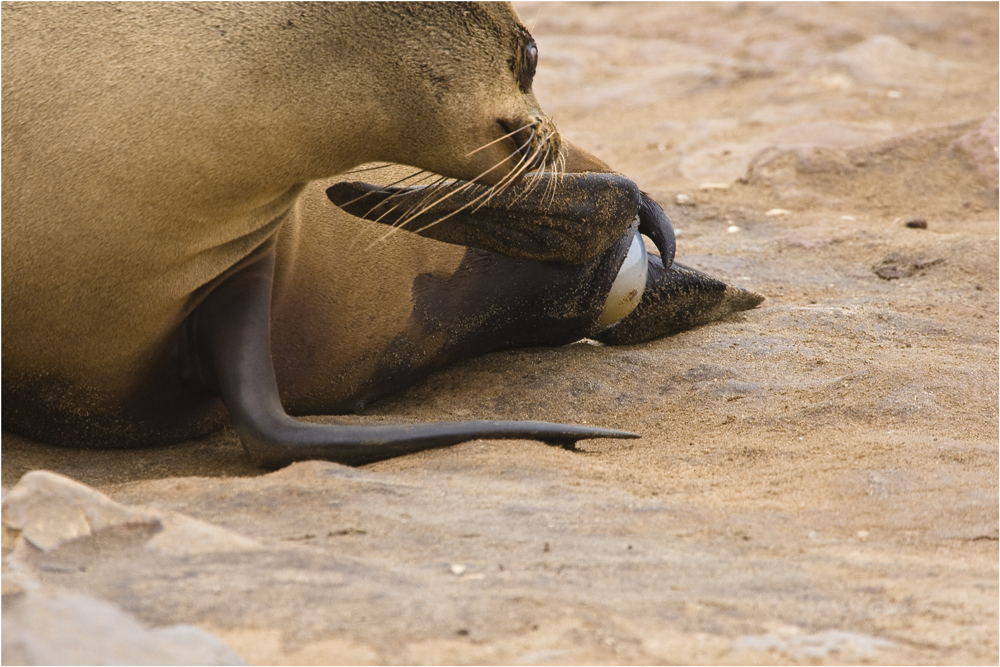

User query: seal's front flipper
[326,173,639,265]
[181,240,637,468]
[597,253,764,346]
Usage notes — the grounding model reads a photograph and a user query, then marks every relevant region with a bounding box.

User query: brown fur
[2,2,603,446]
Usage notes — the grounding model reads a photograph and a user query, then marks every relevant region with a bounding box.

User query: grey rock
[2,585,245,666]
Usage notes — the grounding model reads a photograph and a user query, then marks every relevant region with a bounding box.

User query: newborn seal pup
[2,3,761,468]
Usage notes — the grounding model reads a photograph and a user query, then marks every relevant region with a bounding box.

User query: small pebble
[727,225,741,233]
[887,90,902,99]
[875,263,908,280]
[699,182,730,191]
[905,217,928,229]
[765,208,790,217]
[675,193,695,206]
[840,215,856,221]
[450,564,467,576]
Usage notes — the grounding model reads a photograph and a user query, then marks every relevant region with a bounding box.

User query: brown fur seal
[2,3,761,467]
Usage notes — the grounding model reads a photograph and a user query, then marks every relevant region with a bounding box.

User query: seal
[2,2,630,466]
[2,3,761,468]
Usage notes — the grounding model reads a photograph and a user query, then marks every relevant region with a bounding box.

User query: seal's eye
[526,42,538,75]
[511,32,538,92]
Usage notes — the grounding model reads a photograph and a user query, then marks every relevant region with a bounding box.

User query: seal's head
[343,2,562,186]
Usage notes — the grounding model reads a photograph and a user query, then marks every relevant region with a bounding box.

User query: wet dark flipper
[326,172,640,265]
[588,189,761,343]
[181,241,638,468]
[597,254,764,346]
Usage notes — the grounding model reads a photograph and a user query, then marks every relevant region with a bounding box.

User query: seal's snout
[496,114,562,181]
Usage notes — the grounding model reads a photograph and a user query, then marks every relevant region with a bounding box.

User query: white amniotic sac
[599,229,648,327]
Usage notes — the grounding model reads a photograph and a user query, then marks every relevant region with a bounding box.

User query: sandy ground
[3,3,998,665]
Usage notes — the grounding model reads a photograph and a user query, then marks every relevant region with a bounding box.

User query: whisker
[469,134,536,213]
[362,156,516,251]
[492,127,548,199]
[507,162,546,207]
[523,166,548,203]
[411,127,559,233]
[341,168,437,254]
[548,144,567,208]
[334,168,434,210]
[410,181,507,238]
[390,141,525,229]
[493,125,544,192]
[516,165,549,209]
[339,162,397,176]
[389,175,486,232]
[359,120,564,253]
[359,175,451,229]
[464,119,539,158]
[345,175,454,256]
[367,171,447,215]
[508,132,557,207]
[379,175,453,228]
[543,141,563,207]
[529,5,542,32]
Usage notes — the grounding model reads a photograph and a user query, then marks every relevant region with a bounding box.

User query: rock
[744,118,996,210]
[745,145,856,192]
[732,630,892,660]
[953,109,999,184]
[2,584,245,665]
[2,471,160,553]
[873,253,944,280]
[905,217,928,229]
[680,144,766,185]
[764,120,894,149]
[2,470,261,557]
[145,513,262,557]
[826,34,959,90]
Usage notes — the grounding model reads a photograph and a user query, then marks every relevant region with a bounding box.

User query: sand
[3,3,997,665]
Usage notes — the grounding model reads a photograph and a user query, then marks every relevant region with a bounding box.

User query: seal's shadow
[0,429,256,488]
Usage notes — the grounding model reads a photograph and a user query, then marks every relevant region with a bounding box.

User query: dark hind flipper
[180,240,637,468]
[594,194,762,345]
[596,254,764,346]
